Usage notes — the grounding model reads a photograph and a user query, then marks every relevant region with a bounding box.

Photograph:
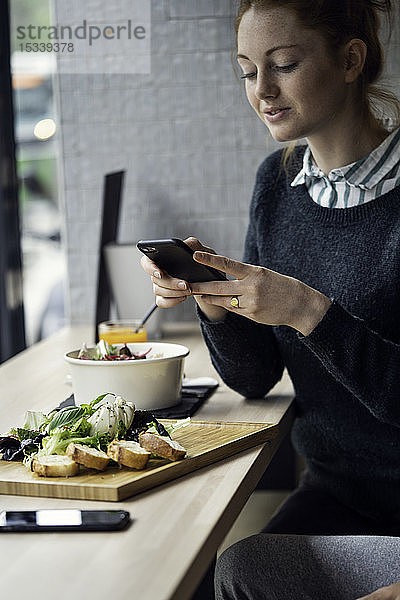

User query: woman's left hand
[191,251,331,336]
[356,582,400,599]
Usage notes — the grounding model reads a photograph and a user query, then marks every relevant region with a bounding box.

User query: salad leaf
[0,436,21,460]
[22,410,49,431]
[39,430,110,455]
[98,339,117,358]
[37,430,70,455]
[125,410,169,442]
[45,393,109,433]
[77,340,152,361]
[78,340,117,360]
[165,417,191,436]
[116,420,127,439]
[147,417,191,437]
[0,433,45,461]
[17,428,41,441]
[79,393,110,416]
[69,416,92,437]
[46,406,86,432]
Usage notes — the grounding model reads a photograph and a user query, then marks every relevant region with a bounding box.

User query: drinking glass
[98,320,147,344]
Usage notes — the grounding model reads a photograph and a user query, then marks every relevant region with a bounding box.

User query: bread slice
[139,432,186,461]
[107,440,150,470]
[66,443,109,471]
[32,455,80,477]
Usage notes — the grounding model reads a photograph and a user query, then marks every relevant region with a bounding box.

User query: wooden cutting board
[0,420,276,501]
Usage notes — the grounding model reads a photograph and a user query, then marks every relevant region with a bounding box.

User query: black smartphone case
[137,238,226,283]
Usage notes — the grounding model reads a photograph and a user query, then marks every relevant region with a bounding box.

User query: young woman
[141,0,400,597]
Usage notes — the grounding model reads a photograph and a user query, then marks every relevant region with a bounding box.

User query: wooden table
[0,324,294,600]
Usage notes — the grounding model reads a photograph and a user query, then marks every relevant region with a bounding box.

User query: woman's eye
[274,63,298,73]
[240,71,257,80]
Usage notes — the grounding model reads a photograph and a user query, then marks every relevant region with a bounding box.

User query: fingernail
[153,271,161,279]
[178,281,187,290]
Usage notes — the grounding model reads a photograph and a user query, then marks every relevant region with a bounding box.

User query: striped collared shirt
[291,127,400,208]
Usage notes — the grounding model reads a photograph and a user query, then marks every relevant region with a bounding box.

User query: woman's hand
[356,582,400,599]
[140,237,227,321]
[190,251,331,335]
[141,241,331,334]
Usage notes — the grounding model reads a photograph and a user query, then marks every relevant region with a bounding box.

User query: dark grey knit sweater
[199,147,400,523]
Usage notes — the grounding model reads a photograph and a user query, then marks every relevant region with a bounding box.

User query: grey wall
[55,0,279,326]
[54,0,400,327]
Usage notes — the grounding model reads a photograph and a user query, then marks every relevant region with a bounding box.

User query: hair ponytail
[359,0,400,125]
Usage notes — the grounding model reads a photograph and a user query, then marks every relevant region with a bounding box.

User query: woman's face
[237,6,351,143]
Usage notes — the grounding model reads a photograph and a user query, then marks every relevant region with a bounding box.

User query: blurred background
[6,0,400,352]
[8,0,283,350]
[10,0,64,346]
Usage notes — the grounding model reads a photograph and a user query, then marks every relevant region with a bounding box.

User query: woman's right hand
[140,237,227,322]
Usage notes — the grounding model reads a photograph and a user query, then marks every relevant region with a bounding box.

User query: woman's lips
[262,108,291,122]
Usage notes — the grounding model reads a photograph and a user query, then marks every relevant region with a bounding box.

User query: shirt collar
[291,127,400,190]
[291,146,317,187]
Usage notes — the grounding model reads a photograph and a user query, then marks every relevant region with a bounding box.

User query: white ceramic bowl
[64,342,189,410]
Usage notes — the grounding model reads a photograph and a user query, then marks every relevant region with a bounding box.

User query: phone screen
[0,510,130,532]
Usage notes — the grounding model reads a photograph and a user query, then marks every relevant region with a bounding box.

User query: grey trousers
[215,535,400,600]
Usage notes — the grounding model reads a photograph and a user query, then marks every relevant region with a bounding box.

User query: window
[10,0,66,344]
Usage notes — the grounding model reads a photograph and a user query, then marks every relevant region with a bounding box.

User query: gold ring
[230,296,239,308]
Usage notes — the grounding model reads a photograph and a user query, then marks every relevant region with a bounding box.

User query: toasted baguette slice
[32,455,80,477]
[107,440,150,470]
[139,432,186,461]
[66,443,109,471]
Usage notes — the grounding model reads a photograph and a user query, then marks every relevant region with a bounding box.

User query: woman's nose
[255,72,278,99]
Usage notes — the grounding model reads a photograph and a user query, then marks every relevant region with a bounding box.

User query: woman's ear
[343,38,367,83]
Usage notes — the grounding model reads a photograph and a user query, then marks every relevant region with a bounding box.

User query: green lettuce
[146,417,191,437]
[69,416,92,437]
[22,411,49,431]
[45,393,109,433]
[39,430,110,455]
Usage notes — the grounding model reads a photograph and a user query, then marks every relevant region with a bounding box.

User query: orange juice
[98,320,147,344]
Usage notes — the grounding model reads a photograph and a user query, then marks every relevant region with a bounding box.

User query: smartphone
[0,509,130,532]
[137,238,226,283]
